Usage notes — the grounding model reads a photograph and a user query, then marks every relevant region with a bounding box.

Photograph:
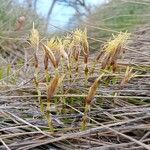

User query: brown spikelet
[43,44,58,69]
[72,46,80,62]
[86,73,104,105]
[81,73,104,130]
[73,28,89,64]
[47,74,59,102]
[47,74,65,102]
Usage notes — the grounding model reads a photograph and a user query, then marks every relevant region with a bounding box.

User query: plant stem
[81,103,90,131]
[46,101,53,132]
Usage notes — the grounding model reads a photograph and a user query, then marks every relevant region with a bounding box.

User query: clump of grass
[97,32,130,72]
[28,26,135,132]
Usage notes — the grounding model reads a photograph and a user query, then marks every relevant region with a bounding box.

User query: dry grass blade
[0,110,52,138]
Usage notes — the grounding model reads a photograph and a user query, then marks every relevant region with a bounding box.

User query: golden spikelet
[47,37,70,68]
[82,28,89,64]
[29,23,39,48]
[101,32,130,71]
[73,28,89,63]
[73,29,83,44]
[57,38,70,67]
[47,37,57,50]
[63,35,72,47]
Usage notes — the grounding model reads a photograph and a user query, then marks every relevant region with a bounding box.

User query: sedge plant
[43,40,67,130]
[73,29,89,85]
[46,73,64,131]
[29,23,43,109]
[81,73,104,130]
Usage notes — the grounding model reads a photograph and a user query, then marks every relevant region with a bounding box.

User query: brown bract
[86,74,104,105]
[43,44,58,69]
[47,74,64,102]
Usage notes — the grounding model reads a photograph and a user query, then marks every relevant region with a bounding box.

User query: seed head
[29,23,39,48]
[86,73,104,105]
[101,32,130,71]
